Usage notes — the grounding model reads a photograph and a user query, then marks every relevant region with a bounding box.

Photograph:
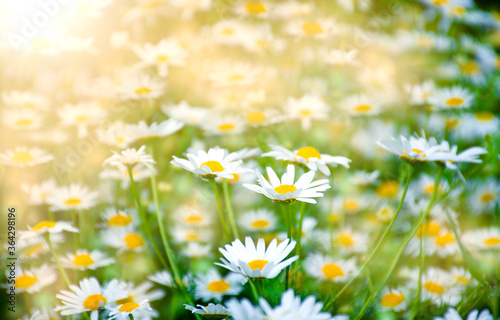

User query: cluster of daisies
[1,0,500,319]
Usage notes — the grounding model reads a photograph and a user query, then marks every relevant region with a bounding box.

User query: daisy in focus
[103,145,156,171]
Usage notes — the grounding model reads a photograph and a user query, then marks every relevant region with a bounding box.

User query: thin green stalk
[296,202,307,257]
[325,165,414,308]
[410,223,427,320]
[248,279,260,303]
[44,233,71,287]
[282,203,292,290]
[71,211,79,250]
[127,167,169,270]
[209,179,231,240]
[222,179,239,239]
[129,314,135,320]
[354,167,443,320]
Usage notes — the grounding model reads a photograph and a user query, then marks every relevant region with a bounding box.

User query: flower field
[1,0,500,319]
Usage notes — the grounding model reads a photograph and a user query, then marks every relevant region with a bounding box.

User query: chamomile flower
[108,299,154,320]
[21,179,57,205]
[208,62,259,88]
[406,80,436,105]
[262,145,351,176]
[12,264,56,294]
[119,74,165,100]
[103,229,146,252]
[325,49,359,66]
[58,102,105,138]
[376,134,450,165]
[226,298,264,320]
[174,205,213,227]
[126,119,184,142]
[55,277,126,320]
[285,93,329,131]
[46,184,99,211]
[244,164,330,204]
[433,308,494,320]
[469,179,500,213]
[235,1,270,17]
[429,87,474,110]
[194,268,245,301]
[172,227,212,243]
[133,39,187,77]
[0,146,54,167]
[420,268,462,306]
[202,115,246,135]
[303,254,357,283]
[215,237,298,279]
[342,94,382,116]
[182,242,212,258]
[379,287,407,311]
[333,227,369,254]
[454,112,500,141]
[161,101,210,125]
[427,229,460,257]
[171,146,246,179]
[185,303,230,318]
[147,270,175,287]
[103,145,156,171]
[271,1,315,19]
[3,109,43,130]
[238,209,277,232]
[61,249,115,270]
[351,170,380,187]
[462,227,500,250]
[259,289,348,320]
[101,209,135,228]
[286,18,339,39]
[20,221,78,239]
[2,91,48,110]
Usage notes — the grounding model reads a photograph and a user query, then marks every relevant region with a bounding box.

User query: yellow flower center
[221,28,234,35]
[64,198,82,206]
[274,184,297,195]
[228,173,240,183]
[185,233,199,241]
[418,220,441,237]
[116,295,135,305]
[206,280,231,293]
[250,219,270,229]
[246,111,267,124]
[424,281,444,295]
[15,119,33,126]
[108,214,132,227]
[432,0,448,5]
[460,61,479,75]
[245,1,266,14]
[377,181,399,198]
[72,253,95,267]
[295,146,321,162]
[12,151,34,163]
[248,259,268,270]
[480,192,495,203]
[321,263,344,279]
[228,74,245,82]
[343,200,360,212]
[338,233,354,247]
[200,160,224,172]
[76,115,88,122]
[217,123,236,132]
[452,6,466,16]
[424,184,436,195]
[156,55,169,62]
[24,244,45,257]
[435,232,455,247]
[475,111,494,122]
[119,302,140,312]
[134,87,152,95]
[185,216,203,224]
[32,220,56,231]
[381,292,405,308]
[23,102,36,109]
[16,274,38,289]
[454,276,471,285]
[302,21,323,35]
[483,237,500,246]
[299,109,312,116]
[83,294,107,310]
[353,105,372,113]
[124,233,144,249]
[445,97,464,107]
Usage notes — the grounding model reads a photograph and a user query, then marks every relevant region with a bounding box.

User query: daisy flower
[58,102,105,138]
[419,268,462,306]
[172,227,213,244]
[260,289,348,320]
[271,1,314,19]
[285,93,329,131]
[405,80,436,105]
[215,237,298,279]
[234,1,270,17]
[433,308,494,320]
[262,145,351,176]
[333,227,370,254]
[21,179,57,205]
[324,49,359,66]
[100,164,154,189]
[469,178,500,213]
[171,146,246,180]
[182,242,212,259]
[161,101,210,126]
[243,164,330,204]
[103,145,156,171]
[429,86,474,110]
[55,277,126,320]
[427,229,460,257]
[102,229,146,252]
[379,287,407,311]
[2,90,48,110]
[303,254,357,283]
[0,146,54,167]
[12,264,56,294]
[133,38,187,77]
[454,112,500,141]
[185,303,230,318]
[341,94,383,116]
[351,170,380,187]
[46,184,99,211]
[194,268,245,301]
[126,119,184,142]
[3,108,43,131]
[101,209,135,228]
[61,249,115,270]
[97,122,135,148]
[20,220,78,239]
[238,209,277,232]
[376,180,400,199]
[202,115,246,135]
[208,62,259,88]
[148,270,176,288]
[286,18,339,39]
[174,205,213,227]
[226,298,264,320]
[462,227,500,250]
[118,74,165,100]
[108,299,154,320]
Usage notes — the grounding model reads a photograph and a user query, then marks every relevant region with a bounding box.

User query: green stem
[44,233,71,287]
[209,178,231,240]
[129,314,135,320]
[248,279,260,303]
[411,222,427,320]
[296,202,307,257]
[222,179,240,239]
[283,203,292,290]
[326,165,414,308]
[354,167,443,320]
[127,167,169,270]
[71,211,78,250]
